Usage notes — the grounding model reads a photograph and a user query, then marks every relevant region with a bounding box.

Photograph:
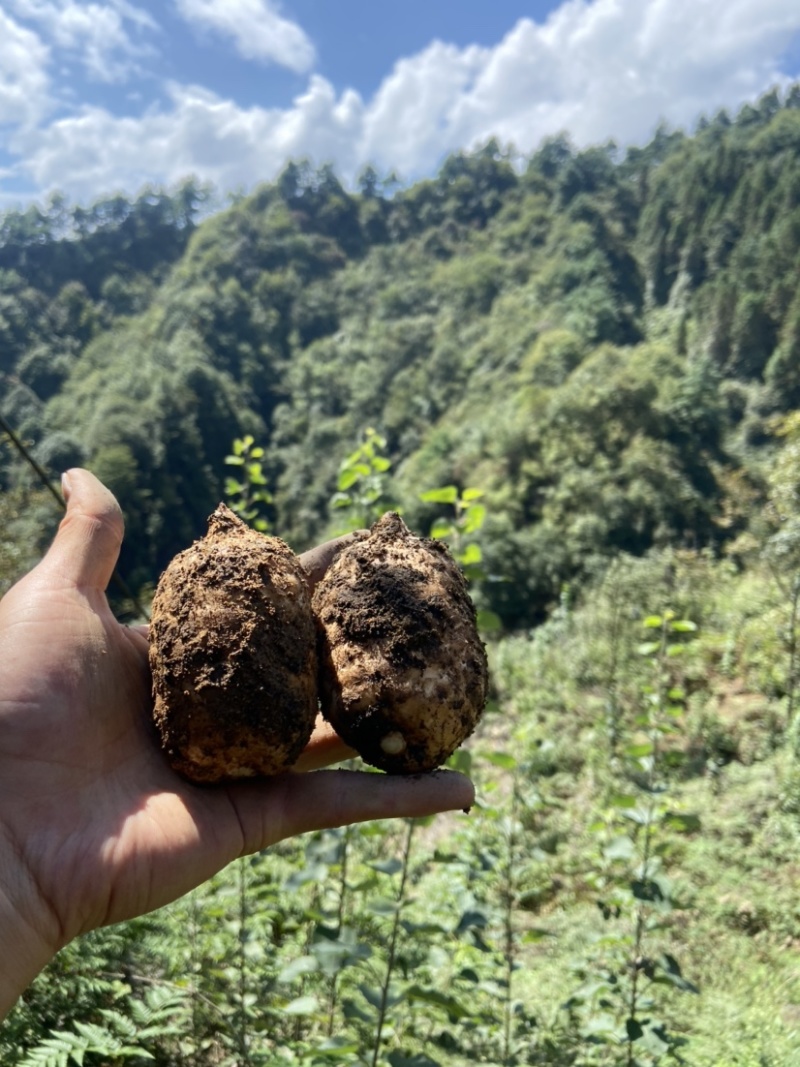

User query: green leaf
[484,751,518,770]
[446,748,472,774]
[604,835,636,861]
[342,997,376,1023]
[311,936,371,976]
[430,518,456,539]
[367,897,401,916]
[462,503,487,533]
[636,641,660,656]
[626,742,654,758]
[455,908,489,934]
[359,983,404,1010]
[313,1037,361,1057]
[626,1018,645,1041]
[337,468,362,491]
[372,456,392,472]
[284,862,329,890]
[283,995,319,1016]
[643,615,664,628]
[477,609,502,633]
[388,1053,442,1067]
[461,487,484,502]
[623,807,659,827]
[420,485,459,504]
[664,812,701,834]
[609,793,638,809]
[578,1012,619,1039]
[405,984,473,1020]
[631,877,667,903]
[277,955,319,983]
[400,918,449,936]
[521,928,555,942]
[369,858,403,876]
[459,542,482,566]
[639,1020,674,1055]
[670,619,697,632]
[654,953,700,994]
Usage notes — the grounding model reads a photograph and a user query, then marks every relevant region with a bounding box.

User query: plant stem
[502,780,519,1066]
[788,578,800,724]
[605,577,624,759]
[237,858,251,1066]
[370,820,415,1067]
[627,794,655,1067]
[189,890,200,1066]
[327,824,352,1037]
[627,614,667,1066]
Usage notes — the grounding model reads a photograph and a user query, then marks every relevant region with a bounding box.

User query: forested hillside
[5,86,800,1067]
[3,86,800,622]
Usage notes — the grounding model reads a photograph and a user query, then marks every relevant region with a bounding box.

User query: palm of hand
[0,566,247,947]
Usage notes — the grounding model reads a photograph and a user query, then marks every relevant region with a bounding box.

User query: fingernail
[61,471,72,501]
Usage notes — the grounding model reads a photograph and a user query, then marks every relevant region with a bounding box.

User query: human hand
[0,470,474,1016]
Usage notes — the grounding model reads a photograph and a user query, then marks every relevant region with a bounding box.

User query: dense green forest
[3,86,800,1065]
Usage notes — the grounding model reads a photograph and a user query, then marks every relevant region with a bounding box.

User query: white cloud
[174,0,315,73]
[8,0,157,82]
[0,10,50,128]
[361,41,488,178]
[363,0,800,166]
[12,79,362,198]
[5,0,800,202]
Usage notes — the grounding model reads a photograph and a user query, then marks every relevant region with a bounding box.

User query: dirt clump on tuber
[311,512,488,774]
[149,504,318,783]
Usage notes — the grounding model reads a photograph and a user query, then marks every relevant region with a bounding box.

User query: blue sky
[1,0,800,209]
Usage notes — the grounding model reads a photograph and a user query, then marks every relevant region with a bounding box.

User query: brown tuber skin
[312,512,489,774]
[149,505,318,783]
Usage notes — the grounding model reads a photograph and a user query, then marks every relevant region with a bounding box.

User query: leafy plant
[566,611,700,1064]
[330,427,395,532]
[419,485,501,632]
[224,434,273,532]
[18,986,190,1066]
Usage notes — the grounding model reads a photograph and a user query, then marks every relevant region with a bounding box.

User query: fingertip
[429,768,476,811]
[44,468,125,590]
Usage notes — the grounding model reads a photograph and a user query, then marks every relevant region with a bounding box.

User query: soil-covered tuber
[312,512,488,774]
[149,505,318,783]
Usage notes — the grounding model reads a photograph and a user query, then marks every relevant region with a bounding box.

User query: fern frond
[17,1029,88,1067]
[97,1006,138,1042]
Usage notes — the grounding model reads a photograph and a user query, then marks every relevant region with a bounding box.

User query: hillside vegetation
[2,87,800,1065]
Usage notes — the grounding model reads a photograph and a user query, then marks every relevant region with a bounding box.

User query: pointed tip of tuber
[370,511,410,539]
[207,503,248,536]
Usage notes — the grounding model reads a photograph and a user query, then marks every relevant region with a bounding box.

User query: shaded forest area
[3,85,800,626]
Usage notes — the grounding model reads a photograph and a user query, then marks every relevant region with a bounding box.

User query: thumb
[41,468,124,591]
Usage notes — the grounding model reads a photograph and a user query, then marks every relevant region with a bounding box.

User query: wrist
[0,833,60,1020]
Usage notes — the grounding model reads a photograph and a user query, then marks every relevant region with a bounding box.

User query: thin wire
[0,410,66,511]
[0,409,150,620]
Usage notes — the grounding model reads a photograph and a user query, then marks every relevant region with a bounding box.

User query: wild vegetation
[3,85,800,1064]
